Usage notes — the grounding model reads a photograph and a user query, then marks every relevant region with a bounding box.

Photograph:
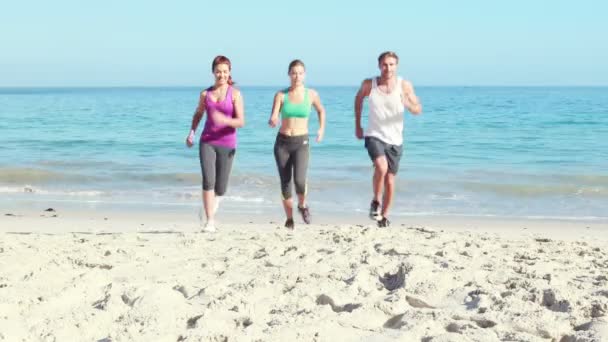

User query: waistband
[276,133,309,142]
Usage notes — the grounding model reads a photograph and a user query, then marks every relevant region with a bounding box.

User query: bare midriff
[279,117,308,136]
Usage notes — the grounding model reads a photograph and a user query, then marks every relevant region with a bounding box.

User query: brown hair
[211,55,235,85]
[377,51,399,64]
[288,59,305,73]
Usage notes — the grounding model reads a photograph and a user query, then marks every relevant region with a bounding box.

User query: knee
[202,177,214,192]
[374,160,388,176]
[214,176,229,196]
[281,183,292,200]
[294,179,306,195]
[215,186,227,197]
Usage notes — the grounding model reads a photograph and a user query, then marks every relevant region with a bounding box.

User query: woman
[186,55,245,232]
[268,59,326,229]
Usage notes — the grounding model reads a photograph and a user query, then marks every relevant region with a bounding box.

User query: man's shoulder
[360,78,374,90]
[400,78,414,90]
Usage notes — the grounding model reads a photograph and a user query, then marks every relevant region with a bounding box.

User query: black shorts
[364,136,403,174]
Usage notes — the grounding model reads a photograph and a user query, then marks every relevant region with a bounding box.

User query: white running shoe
[202,220,216,233]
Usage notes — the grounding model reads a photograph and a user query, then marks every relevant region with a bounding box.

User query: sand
[1,210,607,341]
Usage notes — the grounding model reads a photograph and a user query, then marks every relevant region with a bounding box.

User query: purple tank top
[201,86,237,148]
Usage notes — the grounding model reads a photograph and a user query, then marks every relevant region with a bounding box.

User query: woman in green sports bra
[268,59,326,229]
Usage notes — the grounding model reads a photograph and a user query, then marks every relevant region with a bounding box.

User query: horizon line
[2,84,608,89]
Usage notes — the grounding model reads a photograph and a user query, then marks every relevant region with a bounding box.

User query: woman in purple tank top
[185,55,245,232]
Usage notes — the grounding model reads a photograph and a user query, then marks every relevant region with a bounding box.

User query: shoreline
[2,205,607,241]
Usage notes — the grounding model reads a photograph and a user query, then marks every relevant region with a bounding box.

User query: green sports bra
[280,88,311,119]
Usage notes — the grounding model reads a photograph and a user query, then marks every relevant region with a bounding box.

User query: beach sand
[1,209,607,341]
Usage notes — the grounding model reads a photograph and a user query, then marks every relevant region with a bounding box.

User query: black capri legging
[274,133,309,200]
[199,142,235,196]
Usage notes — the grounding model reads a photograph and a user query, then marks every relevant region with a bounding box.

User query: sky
[1,0,607,86]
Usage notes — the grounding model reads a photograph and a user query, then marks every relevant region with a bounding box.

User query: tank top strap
[283,88,290,103]
[204,87,213,104]
[371,77,378,89]
[396,76,403,95]
[225,86,233,103]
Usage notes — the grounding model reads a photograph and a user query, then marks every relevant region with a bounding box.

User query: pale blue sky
[1,0,607,86]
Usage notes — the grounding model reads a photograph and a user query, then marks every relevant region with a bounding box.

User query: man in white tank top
[354,51,422,227]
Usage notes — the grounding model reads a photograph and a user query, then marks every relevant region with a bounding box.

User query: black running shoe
[298,205,311,224]
[377,217,390,228]
[369,200,381,221]
[285,218,294,229]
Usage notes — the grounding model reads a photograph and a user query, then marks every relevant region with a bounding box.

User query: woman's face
[288,65,305,86]
[213,63,230,85]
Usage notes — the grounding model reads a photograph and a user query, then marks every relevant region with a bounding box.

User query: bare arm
[310,89,326,142]
[190,91,206,131]
[354,79,371,139]
[186,91,206,147]
[401,80,422,115]
[230,89,245,128]
[268,91,284,127]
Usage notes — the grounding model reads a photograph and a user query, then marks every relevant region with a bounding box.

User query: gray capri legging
[199,142,236,196]
[274,133,309,200]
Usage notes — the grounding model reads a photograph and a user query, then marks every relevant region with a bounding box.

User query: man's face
[379,57,398,79]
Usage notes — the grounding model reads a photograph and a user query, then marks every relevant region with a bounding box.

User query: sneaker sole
[369,213,382,221]
[298,209,311,224]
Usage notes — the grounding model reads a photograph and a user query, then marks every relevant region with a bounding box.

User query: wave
[0,185,104,197]
[0,167,201,186]
[461,181,608,197]
[3,166,608,199]
[37,159,123,169]
[0,168,100,184]
[115,172,201,184]
[0,185,269,205]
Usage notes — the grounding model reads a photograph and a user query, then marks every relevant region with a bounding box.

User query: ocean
[1,86,607,220]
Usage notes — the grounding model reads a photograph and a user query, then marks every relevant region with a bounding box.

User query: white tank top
[365,76,405,145]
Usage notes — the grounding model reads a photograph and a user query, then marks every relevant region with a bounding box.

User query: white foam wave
[0,185,104,197]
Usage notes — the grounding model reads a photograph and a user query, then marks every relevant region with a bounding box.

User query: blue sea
[1,86,607,220]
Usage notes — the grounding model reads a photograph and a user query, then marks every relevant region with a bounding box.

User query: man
[354,51,422,227]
